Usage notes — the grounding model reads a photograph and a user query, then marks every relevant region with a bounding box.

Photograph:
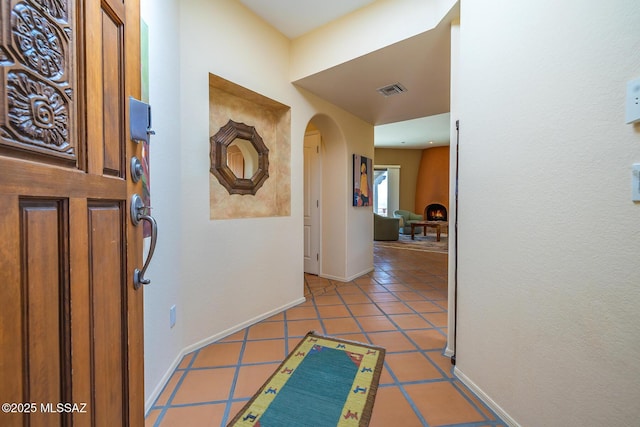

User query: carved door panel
[0,0,144,426]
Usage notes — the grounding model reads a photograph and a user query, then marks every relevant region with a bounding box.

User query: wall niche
[209,74,291,219]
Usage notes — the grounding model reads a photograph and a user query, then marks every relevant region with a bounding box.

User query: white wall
[306,92,375,282]
[142,0,375,409]
[177,0,302,350]
[457,1,640,425]
[140,0,185,409]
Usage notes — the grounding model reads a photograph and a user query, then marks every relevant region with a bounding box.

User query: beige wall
[457,0,640,425]
[290,0,457,81]
[374,148,422,213]
[142,0,376,410]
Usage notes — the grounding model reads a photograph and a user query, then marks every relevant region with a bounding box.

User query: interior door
[227,145,245,178]
[0,0,144,426]
[303,131,321,275]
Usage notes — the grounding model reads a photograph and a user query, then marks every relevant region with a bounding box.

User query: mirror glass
[227,138,259,179]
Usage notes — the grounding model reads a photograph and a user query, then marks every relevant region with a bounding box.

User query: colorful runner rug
[227,332,385,427]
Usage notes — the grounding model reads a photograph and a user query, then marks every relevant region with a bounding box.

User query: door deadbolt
[130,156,143,183]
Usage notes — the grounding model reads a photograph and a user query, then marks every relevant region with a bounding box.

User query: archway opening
[303,114,348,295]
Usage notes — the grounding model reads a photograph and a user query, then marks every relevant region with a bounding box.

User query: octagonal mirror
[210,120,269,195]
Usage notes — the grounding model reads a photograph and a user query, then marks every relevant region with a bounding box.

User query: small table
[410,221,448,241]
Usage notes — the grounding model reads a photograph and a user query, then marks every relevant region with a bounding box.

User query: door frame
[0,0,145,424]
[303,130,322,276]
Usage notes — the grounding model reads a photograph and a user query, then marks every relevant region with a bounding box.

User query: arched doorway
[303,114,348,284]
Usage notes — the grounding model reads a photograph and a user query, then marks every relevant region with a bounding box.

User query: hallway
[145,245,505,426]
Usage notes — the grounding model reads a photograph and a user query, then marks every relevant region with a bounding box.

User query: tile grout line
[356,278,456,384]
[220,327,250,426]
[365,262,455,426]
[449,379,504,424]
[335,283,433,427]
[354,280,448,379]
[309,291,328,336]
[372,252,496,426]
[283,309,289,359]
[147,248,505,427]
[153,348,201,427]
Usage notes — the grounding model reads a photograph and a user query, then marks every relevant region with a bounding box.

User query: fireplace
[425,203,447,221]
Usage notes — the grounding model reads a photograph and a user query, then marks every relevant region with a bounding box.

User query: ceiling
[374,113,450,149]
[239,0,378,39]
[238,0,458,149]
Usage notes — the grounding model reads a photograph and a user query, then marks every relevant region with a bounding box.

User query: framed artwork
[353,154,373,207]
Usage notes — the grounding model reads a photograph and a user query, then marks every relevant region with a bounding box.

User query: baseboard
[444,310,456,358]
[454,367,520,427]
[444,346,454,357]
[346,266,374,282]
[145,350,184,415]
[319,273,347,282]
[320,266,374,283]
[144,296,306,415]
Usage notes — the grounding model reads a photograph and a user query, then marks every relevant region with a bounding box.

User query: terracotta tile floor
[146,244,506,426]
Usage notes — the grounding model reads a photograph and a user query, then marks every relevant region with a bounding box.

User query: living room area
[373,143,450,247]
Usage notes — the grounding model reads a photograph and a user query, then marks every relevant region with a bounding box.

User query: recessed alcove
[209,74,291,219]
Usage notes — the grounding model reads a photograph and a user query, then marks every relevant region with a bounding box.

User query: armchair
[374,213,399,241]
[393,209,424,234]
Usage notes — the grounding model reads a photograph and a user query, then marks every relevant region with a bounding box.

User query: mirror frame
[210,120,269,195]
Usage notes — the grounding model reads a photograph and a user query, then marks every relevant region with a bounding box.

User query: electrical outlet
[626,78,640,124]
[170,305,176,328]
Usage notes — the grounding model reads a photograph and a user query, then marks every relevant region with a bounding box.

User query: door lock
[130,156,143,183]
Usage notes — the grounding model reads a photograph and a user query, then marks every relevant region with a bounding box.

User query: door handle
[130,194,158,289]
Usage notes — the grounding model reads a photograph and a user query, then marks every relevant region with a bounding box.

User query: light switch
[633,164,640,202]
[626,78,640,124]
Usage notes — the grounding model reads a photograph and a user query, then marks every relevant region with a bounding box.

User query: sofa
[373,213,399,241]
[393,209,424,234]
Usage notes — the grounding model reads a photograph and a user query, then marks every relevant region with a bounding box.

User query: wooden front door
[0,0,144,426]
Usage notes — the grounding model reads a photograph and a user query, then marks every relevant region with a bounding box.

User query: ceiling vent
[376,83,407,97]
